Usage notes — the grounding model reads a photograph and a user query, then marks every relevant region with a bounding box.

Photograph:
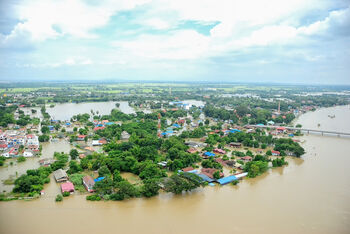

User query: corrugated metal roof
[217,175,238,185]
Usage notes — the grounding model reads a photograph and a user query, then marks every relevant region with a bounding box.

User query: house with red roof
[241,156,252,162]
[181,167,195,172]
[201,168,224,179]
[61,181,75,193]
[82,175,95,193]
[76,135,86,141]
[94,126,105,131]
[187,148,197,153]
[271,150,280,156]
[213,148,226,154]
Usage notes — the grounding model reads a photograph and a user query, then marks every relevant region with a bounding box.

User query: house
[213,148,226,154]
[61,181,75,193]
[202,152,216,158]
[98,138,107,145]
[181,167,195,172]
[121,131,130,140]
[83,175,95,193]
[267,120,275,125]
[271,150,280,156]
[93,126,105,131]
[229,142,242,148]
[157,161,167,168]
[241,156,252,162]
[201,168,224,179]
[217,175,238,185]
[92,140,102,146]
[39,158,55,166]
[94,177,105,182]
[53,169,68,182]
[0,144,7,151]
[215,158,228,167]
[79,154,86,159]
[23,151,33,157]
[276,127,286,133]
[77,135,86,141]
[187,148,197,153]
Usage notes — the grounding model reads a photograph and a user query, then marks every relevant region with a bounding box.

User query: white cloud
[143,18,171,29]
[1,0,150,47]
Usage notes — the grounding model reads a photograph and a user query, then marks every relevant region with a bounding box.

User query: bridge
[247,125,350,137]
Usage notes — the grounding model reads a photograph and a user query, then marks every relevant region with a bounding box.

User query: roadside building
[271,150,281,156]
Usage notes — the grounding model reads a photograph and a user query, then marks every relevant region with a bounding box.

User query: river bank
[1,105,350,234]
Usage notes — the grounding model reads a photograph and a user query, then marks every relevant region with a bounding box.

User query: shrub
[86,194,101,201]
[62,191,70,197]
[55,194,63,202]
[17,156,26,163]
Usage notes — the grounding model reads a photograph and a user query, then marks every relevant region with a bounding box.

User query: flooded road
[1,106,350,234]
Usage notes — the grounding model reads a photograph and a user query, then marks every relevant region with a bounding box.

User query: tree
[141,179,160,197]
[55,194,63,202]
[213,171,221,179]
[110,180,140,200]
[98,165,111,178]
[67,160,82,174]
[41,126,50,134]
[39,135,50,142]
[69,149,79,160]
[17,156,26,163]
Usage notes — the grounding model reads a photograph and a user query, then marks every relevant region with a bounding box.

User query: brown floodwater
[1,106,350,234]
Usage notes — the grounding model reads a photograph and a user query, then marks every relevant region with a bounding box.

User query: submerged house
[53,169,68,182]
[61,181,75,193]
[121,131,131,140]
[241,156,253,162]
[229,142,242,148]
[213,148,226,154]
[201,168,224,179]
[217,175,238,185]
[82,175,95,193]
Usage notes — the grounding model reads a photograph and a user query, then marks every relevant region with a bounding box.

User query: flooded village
[0,83,350,234]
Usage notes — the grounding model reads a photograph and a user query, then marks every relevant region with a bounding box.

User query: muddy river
[1,105,350,234]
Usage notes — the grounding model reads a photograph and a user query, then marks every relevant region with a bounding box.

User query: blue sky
[0,0,349,84]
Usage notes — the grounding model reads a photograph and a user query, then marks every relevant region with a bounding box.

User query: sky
[0,0,350,84]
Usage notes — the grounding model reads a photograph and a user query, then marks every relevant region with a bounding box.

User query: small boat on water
[328,114,335,118]
[317,123,321,127]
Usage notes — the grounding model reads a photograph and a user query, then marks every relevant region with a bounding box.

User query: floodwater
[21,101,135,121]
[0,140,72,193]
[1,106,350,234]
[296,104,350,132]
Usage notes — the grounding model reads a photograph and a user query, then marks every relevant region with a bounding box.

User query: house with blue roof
[197,174,215,183]
[94,177,105,182]
[217,175,238,185]
[203,152,215,157]
[172,123,180,128]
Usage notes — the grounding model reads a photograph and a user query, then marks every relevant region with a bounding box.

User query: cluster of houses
[53,168,101,194]
[92,120,120,132]
[0,130,39,157]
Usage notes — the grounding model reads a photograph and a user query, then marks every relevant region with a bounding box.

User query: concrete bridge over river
[247,125,350,137]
